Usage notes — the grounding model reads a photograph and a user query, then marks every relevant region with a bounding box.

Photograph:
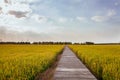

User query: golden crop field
[69,45,120,80]
[0,45,64,80]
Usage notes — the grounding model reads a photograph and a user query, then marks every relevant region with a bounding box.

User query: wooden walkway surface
[53,46,97,80]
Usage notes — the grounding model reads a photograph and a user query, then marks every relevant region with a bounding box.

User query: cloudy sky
[0,0,120,43]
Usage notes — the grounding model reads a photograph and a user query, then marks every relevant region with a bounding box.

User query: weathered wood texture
[53,46,97,80]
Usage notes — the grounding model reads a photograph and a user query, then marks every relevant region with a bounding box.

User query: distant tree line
[0,42,30,44]
[0,41,120,45]
[2,41,93,45]
[73,42,94,45]
[95,43,120,45]
[32,42,72,45]
[84,42,94,45]
[0,41,72,45]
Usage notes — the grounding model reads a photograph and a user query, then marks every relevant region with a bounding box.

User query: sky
[0,0,120,43]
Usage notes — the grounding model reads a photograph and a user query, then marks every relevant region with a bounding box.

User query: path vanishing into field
[53,46,97,80]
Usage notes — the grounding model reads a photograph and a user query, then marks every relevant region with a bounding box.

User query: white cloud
[107,9,116,17]
[0,0,33,28]
[91,16,107,22]
[114,2,119,6]
[0,14,17,25]
[0,0,58,29]
[91,9,116,22]
[1,1,31,13]
[0,0,51,27]
[4,0,39,4]
[76,16,86,21]
[31,14,48,23]
[0,7,2,14]
[58,17,67,23]
[115,2,118,6]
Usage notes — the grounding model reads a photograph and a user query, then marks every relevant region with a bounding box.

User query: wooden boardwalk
[53,46,97,80]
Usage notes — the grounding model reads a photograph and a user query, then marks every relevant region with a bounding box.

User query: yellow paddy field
[0,45,64,80]
[0,45,120,80]
[70,45,120,80]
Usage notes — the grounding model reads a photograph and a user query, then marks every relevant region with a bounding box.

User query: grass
[69,45,120,80]
[0,45,64,80]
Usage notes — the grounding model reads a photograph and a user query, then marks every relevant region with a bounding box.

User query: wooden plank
[53,46,97,80]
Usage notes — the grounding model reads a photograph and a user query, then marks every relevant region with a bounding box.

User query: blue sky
[0,0,120,43]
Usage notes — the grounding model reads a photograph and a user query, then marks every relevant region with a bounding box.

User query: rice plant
[70,45,120,80]
[0,45,64,80]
